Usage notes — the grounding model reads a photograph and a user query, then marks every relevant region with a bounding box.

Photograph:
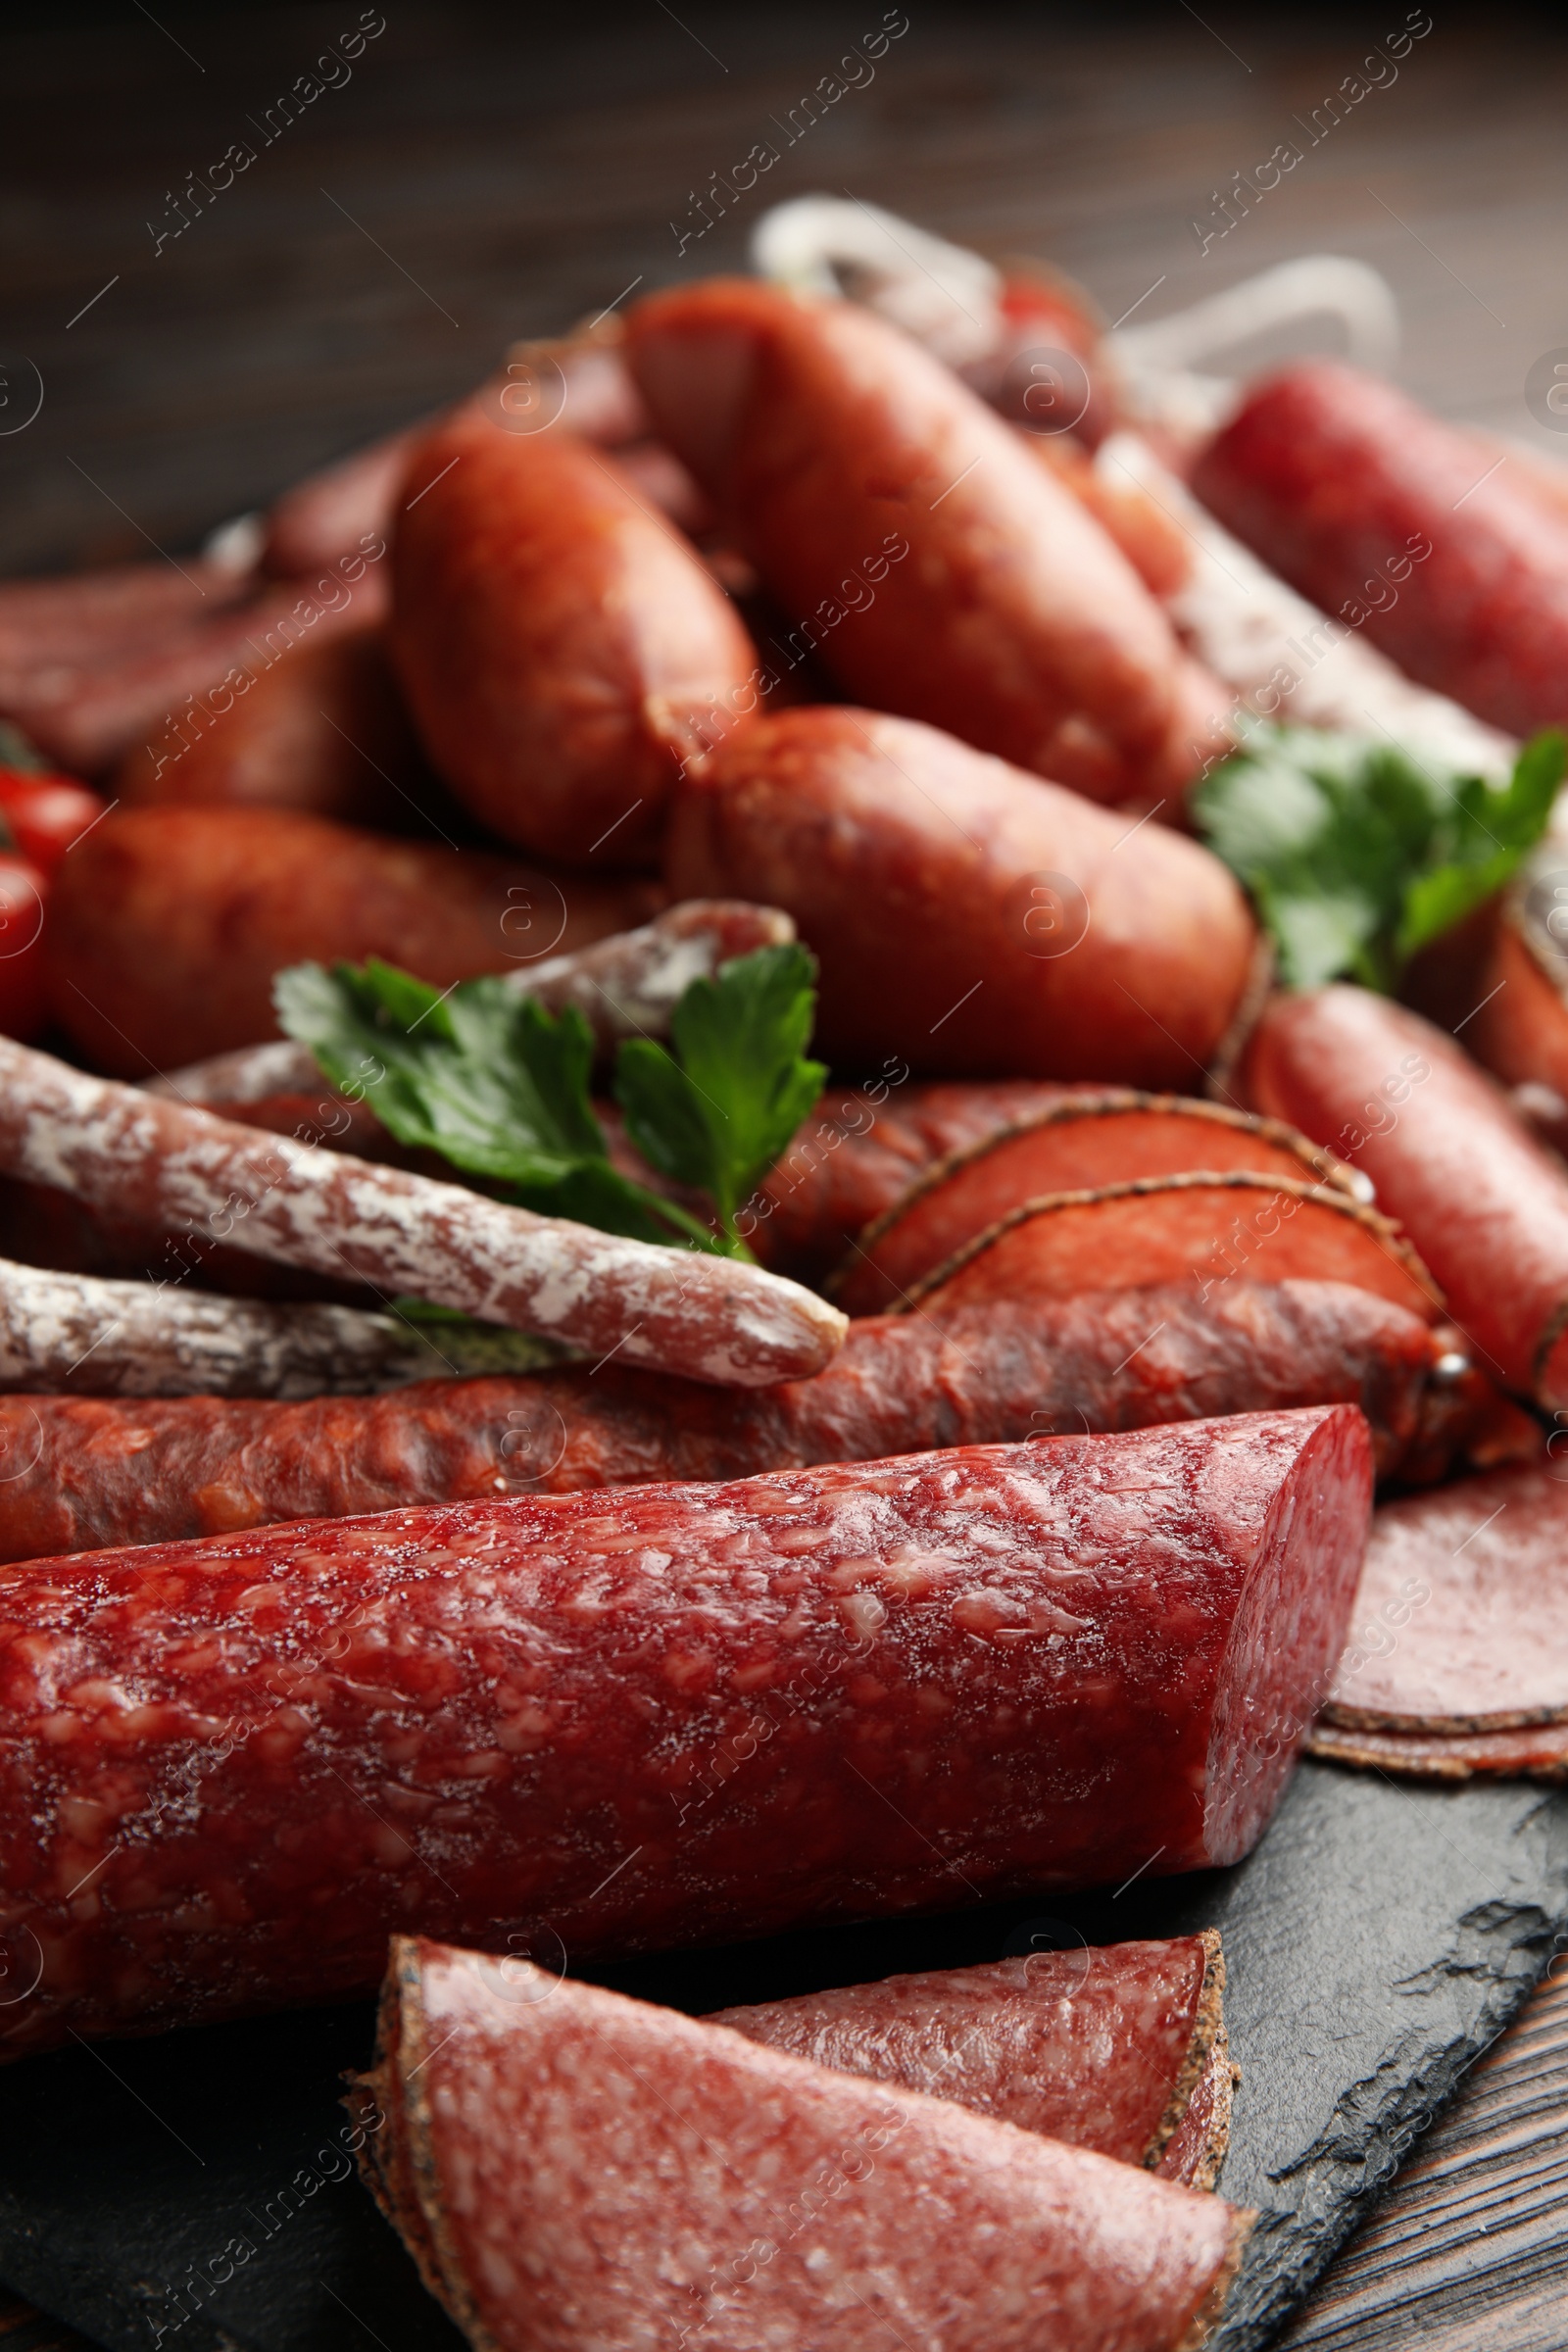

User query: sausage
[749,1078,1070,1281]
[625,276,1232,803]
[352,1940,1250,2352]
[1106,428,1516,774]
[0,1404,1369,2056]
[664,707,1256,1082]
[0,1254,539,1402]
[143,902,798,1116]
[833,1093,1357,1314]
[1191,360,1568,736]
[1461,863,1568,1152]
[0,575,384,780]
[391,415,759,864]
[115,623,430,827]
[0,1037,847,1385]
[908,1172,1441,1326]
[44,804,662,1073]
[1241,984,1568,1407]
[1308,1720,1568,1780]
[261,427,424,579]
[710,1932,1231,2187]
[1321,1465,1568,1736]
[0,1279,1491,1558]
[258,329,652,578]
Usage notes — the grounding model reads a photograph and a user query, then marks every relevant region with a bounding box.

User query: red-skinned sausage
[1241,983,1568,1408]
[392,415,758,864]
[1192,360,1568,736]
[0,1279,1496,1558]
[664,707,1256,1081]
[625,276,1232,803]
[115,623,428,828]
[44,804,662,1073]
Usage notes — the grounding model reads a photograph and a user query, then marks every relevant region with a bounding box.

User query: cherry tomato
[0,854,48,1039]
[0,767,106,877]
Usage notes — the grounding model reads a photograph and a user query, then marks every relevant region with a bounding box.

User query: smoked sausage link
[0,1404,1369,2055]
[0,1280,1474,1559]
[392,416,758,864]
[665,707,1256,1081]
[44,804,661,1073]
[626,276,1231,804]
[115,625,429,829]
[1242,983,1568,1407]
[1193,361,1568,736]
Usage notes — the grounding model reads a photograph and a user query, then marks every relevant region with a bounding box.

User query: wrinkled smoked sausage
[1242,984,1568,1407]
[665,708,1256,1082]
[0,1280,1485,1558]
[1193,361,1568,736]
[44,805,661,1072]
[626,276,1232,803]
[392,416,758,863]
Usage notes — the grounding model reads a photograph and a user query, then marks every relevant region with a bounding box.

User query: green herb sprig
[273,944,826,1260]
[1192,722,1567,992]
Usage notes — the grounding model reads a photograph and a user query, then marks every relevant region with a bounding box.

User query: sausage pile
[8,212,1568,2347]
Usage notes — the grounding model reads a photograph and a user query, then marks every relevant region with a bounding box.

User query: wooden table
[3,4,1567,2339]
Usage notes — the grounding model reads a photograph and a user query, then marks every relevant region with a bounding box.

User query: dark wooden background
[4,2,1568,2342]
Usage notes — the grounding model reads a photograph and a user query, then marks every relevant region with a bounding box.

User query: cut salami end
[1325,1463,1568,1734]
[906,1173,1442,1322]
[707,1930,1231,2187]
[352,1936,1252,2352]
[0,1406,1370,2059]
[831,1095,1355,1316]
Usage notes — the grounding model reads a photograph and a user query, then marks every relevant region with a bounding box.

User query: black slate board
[1,1760,1565,2352]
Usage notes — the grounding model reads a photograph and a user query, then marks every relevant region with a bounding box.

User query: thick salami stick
[353,1942,1249,2352]
[0,1255,544,1402]
[710,1935,1232,2188]
[1242,984,1568,1406]
[45,804,661,1074]
[666,707,1256,1082]
[0,1283,1501,1560]
[1192,361,1568,736]
[0,1038,846,1385]
[627,277,1232,804]
[0,1406,1368,2056]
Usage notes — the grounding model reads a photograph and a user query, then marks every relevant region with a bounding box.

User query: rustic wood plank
[1282,1969,1568,2348]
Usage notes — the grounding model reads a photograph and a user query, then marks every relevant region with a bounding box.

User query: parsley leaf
[615,943,827,1250]
[1192,723,1567,991]
[272,944,826,1260]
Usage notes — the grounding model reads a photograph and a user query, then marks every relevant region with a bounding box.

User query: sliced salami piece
[1324,1464,1568,1734]
[0,1281,1517,1560]
[1242,984,1568,1405]
[833,1096,1356,1315]
[0,1406,1370,2057]
[0,1038,847,1388]
[350,1936,1250,2352]
[906,1173,1441,1322]
[709,1931,1231,2187]
[1308,1719,1568,1781]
